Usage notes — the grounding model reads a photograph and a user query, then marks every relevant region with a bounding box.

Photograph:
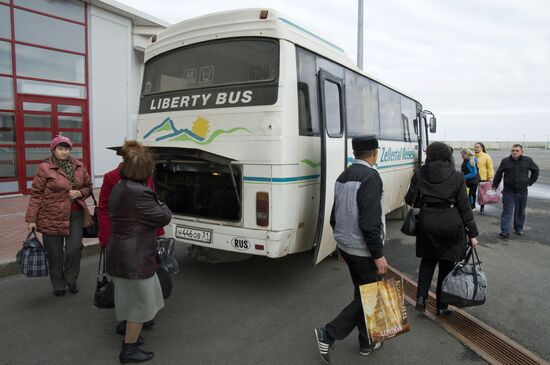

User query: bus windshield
[141,38,279,96]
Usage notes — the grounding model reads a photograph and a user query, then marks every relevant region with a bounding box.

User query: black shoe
[515,230,524,236]
[415,296,426,312]
[143,320,155,330]
[68,283,79,294]
[359,342,383,356]
[436,308,453,316]
[119,342,154,363]
[499,232,510,239]
[54,290,66,297]
[479,206,485,214]
[314,327,334,364]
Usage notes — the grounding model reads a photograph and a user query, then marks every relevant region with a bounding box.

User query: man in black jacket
[314,135,387,364]
[492,144,539,238]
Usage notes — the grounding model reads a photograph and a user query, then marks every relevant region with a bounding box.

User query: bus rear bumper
[166,221,294,258]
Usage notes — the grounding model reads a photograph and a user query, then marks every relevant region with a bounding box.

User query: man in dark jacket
[492,144,539,238]
[314,135,387,364]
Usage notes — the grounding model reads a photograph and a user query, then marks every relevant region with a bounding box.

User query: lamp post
[357,0,364,69]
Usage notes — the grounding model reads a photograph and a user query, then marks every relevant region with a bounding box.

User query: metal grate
[387,266,549,365]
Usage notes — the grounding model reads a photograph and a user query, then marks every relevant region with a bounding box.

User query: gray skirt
[112,274,165,323]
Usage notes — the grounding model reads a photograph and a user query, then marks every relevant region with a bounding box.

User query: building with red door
[0,0,168,195]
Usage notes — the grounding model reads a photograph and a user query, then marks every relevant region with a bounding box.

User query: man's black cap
[352,135,379,152]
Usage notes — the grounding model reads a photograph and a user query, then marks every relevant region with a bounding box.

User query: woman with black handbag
[106,141,172,363]
[405,142,479,315]
[97,144,165,336]
[25,135,93,296]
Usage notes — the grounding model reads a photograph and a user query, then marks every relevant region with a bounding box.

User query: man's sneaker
[359,342,383,356]
[314,327,334,364]
[515,230,524,236]
[499,232,510,239]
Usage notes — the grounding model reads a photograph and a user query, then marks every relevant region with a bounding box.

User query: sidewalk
[0,190,100,277]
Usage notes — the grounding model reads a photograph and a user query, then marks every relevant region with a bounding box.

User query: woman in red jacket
[25,135,93,296]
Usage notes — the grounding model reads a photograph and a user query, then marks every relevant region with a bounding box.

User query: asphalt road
[0,248,486,365]
[2,148,548,365]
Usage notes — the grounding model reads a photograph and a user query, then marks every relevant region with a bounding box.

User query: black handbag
[83,193,99,238]
[94,248,115,308]
[16,230,49,277]
[401,171,422,236]
[156,265,173,299]
[441,247,487,308]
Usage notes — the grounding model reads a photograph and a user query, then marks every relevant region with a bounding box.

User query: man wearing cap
[315,135,387,364]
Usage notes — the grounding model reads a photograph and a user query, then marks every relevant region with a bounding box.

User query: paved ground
[1,148,548,364]
[0,250,486,365]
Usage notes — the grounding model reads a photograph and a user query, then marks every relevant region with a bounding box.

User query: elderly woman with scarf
[25,135,93,296]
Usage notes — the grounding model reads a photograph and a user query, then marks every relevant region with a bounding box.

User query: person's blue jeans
[501,190,528,234]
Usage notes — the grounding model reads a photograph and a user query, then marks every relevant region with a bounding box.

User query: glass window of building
[379,85,403,140]
[14,0,85,23]
[16,44,85,83]
[0,5,11,39]
[16,79,86,98]
[0,41,12,74]
[14,9,85,53]
[0,76,14,109]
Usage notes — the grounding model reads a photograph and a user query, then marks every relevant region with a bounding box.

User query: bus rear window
[142,38,279,95]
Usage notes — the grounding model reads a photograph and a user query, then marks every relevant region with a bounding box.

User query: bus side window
[296,47,320,136]
[344,70,379,137]
[401,114,410,141]
[379,86,403,140]
[298,82,313,134]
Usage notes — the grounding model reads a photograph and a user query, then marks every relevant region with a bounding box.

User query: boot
[415,296,427,312]
[119,342,154,363]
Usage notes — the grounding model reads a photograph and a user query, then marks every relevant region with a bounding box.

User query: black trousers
[467,183,478,208]
[325,250,380,347]
[416,258,454,309]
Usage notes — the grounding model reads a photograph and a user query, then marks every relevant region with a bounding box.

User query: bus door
[313,70,347,265]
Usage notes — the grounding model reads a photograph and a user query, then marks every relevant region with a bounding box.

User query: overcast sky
[117,0,550,142]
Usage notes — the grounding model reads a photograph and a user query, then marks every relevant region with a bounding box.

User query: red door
[16,96,90,193]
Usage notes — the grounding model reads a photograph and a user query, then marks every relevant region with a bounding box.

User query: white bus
[136,8,436,264]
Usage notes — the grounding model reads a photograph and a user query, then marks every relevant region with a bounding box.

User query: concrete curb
[0,241,101,278]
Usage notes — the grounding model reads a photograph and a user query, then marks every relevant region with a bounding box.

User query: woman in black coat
[405,142,479,315]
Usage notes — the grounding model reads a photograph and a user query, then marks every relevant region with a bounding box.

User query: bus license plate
[175,226,212,244]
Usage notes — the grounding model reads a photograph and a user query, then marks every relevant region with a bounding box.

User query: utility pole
[357,0,364,69]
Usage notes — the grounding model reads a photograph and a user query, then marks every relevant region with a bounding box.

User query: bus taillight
[256,192,269,227]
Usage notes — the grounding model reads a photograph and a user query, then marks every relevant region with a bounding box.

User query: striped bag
[16,231,49,277]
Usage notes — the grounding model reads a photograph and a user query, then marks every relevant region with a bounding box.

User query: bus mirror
[429,116,437,133]
[413,118,419,135]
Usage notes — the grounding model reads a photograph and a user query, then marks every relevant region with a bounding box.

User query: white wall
[88,6,132,186]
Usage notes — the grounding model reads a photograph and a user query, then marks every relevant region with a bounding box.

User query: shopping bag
[360,278,410,343]
[94,248,114,308]
[16,230,48,277]
[441,247,487,308]
[477,181,501,205]
[157,237,179,274]
[83,193,99,238]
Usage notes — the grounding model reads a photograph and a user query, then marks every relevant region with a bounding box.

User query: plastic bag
[360,278,410,343]
[477,181,502,205]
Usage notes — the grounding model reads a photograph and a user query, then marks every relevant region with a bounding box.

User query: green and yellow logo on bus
[143,116,251,144]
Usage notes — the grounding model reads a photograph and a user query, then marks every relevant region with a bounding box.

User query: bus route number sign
[175,226,212,244]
